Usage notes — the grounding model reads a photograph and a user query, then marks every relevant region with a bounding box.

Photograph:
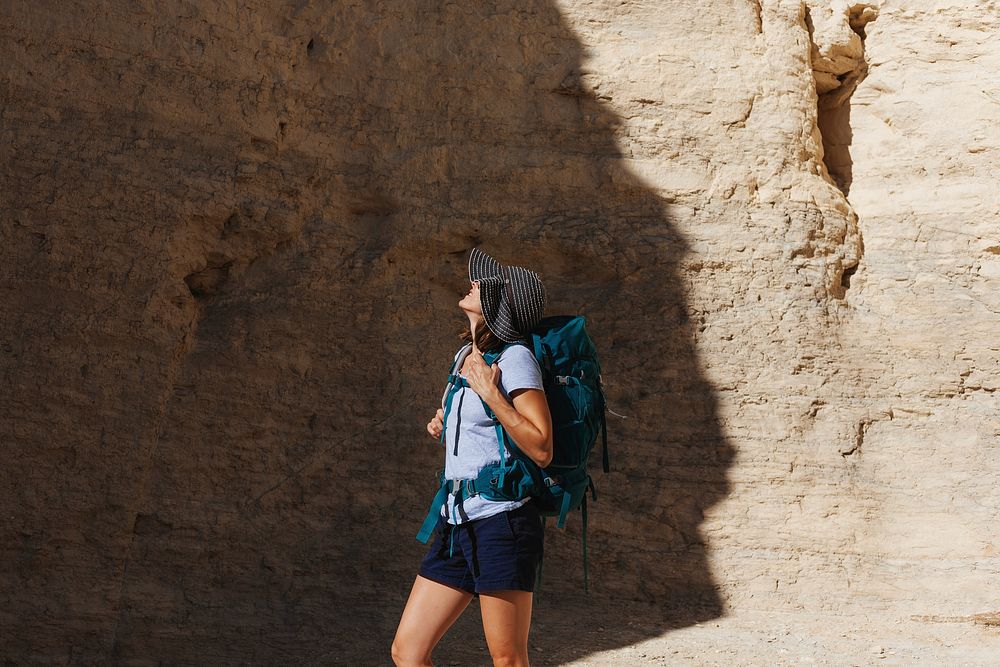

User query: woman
[392,248,553,667]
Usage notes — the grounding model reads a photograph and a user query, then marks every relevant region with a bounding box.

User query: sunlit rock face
[2,0,997,662]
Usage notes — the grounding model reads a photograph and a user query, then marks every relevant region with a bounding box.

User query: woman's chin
[459,304,481,319]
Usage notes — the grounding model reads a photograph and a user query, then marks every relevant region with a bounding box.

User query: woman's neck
[466,313,483,353]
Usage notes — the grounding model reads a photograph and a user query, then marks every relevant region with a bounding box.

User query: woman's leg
[391,575,473,667]
[478,589,533,667]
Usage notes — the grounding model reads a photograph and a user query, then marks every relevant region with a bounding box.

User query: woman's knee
[488,650,529,667]
[390,636,431,667]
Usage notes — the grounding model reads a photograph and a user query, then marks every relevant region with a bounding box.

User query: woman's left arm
[464,349,553,468]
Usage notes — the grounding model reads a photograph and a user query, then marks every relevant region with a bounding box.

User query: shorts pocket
[505,504,541,542]
[499,510,517,540]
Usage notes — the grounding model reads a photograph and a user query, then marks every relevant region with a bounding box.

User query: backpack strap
[535,517,547,596]
[439,380,463,447]
[581,493,589,593]
[530,333,544,370]
[415,465,510,543]
[415,472,448,543]
[601,411,610,473]
[480,344,514,467]
[529,332,553,378]
[438,344,472,446]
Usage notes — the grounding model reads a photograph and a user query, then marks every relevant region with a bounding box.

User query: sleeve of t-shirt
[497,344,544,396]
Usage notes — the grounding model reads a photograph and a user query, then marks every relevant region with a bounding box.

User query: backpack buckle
[449,478,477,498]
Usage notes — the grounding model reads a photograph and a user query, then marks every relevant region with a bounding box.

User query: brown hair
[459,320,505,354]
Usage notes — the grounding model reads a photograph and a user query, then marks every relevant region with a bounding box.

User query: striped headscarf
[468,248,547,343]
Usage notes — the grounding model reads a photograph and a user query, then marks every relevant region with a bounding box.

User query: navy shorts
[418,501,544,596]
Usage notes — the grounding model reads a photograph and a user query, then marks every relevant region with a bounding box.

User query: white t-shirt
[441,342,544,524]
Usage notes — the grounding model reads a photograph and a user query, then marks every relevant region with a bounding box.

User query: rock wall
[828,0,1000,616]
[1,0,997,663]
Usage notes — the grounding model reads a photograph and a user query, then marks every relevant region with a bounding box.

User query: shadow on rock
[43,0,738,664]
[369,1,736,663]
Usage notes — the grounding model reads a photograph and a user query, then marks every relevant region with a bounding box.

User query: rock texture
[1,0,998,664]
[829,0,1000,619]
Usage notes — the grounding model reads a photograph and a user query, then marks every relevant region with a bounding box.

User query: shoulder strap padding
[442,343,473,409]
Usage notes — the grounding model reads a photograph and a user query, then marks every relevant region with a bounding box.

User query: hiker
[391,248,553,667]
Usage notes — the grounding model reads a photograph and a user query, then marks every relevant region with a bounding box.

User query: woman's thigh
[479,590,533,666]
[392,575,473,665]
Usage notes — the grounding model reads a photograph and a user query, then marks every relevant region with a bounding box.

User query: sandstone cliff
[2,0,998,664]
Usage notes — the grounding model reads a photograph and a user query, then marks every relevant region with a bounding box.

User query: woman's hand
[464,348,553,468]
[462,348,502,402]
[426,408,444,439]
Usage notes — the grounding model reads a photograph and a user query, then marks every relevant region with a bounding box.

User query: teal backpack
[416,315,609,591]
